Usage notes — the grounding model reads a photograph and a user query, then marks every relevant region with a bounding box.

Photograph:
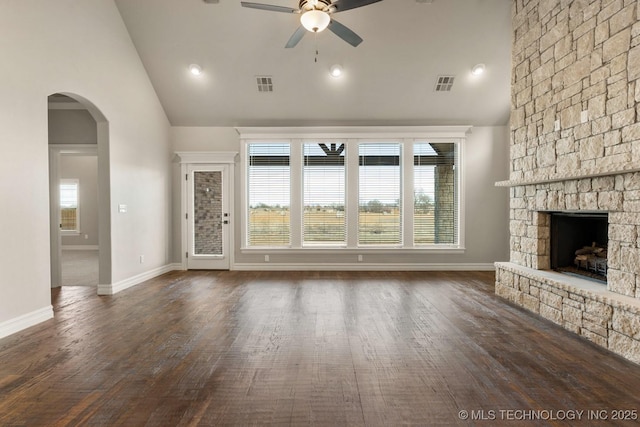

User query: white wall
[463,126,510,263]
[0,0,171,336]
[171,125,510,268]
[48,110,97,145]
[171,127,239,262]
[172,127,239,152]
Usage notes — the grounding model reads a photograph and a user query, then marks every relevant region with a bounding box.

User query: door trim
[176,152,238,270]
[186,165,229,270]
[49,144,98,287]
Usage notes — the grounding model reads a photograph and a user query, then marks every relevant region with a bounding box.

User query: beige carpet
[61,249,98,287]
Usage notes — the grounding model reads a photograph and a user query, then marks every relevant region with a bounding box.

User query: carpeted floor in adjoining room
[61,249,98,287]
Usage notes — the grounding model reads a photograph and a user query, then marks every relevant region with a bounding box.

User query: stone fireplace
[496,0,640,364]
[495,174,640,363]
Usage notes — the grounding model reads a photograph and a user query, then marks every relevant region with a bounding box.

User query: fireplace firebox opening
[550,212,608,283]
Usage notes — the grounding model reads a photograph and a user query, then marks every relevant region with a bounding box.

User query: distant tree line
[251,203,288,210]
[252,192,433,214]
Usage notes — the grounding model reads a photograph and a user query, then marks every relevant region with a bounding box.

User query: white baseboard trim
[232,263,496,271]
[62,245,99,250]
[0,305,54,340]
[97,263,183,295]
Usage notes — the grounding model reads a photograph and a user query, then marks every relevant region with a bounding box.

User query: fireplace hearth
[550,212,608,283]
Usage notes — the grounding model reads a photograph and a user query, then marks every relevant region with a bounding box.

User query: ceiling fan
[240,0,383,48]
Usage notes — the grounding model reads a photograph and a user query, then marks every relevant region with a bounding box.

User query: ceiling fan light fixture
[300,10,330,32]
[189,64,203,76]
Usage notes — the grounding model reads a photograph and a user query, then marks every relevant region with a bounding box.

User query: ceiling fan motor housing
[299,0,333,11]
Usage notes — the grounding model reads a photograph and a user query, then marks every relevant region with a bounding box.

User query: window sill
[61,231,80,236]
[241,246,465,255]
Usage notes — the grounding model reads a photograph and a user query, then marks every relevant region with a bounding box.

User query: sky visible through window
[304,143,344,207]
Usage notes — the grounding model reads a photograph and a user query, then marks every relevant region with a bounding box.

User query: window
[60,179,79,234]
[303,143,346,245]
[247,143,290,246]
[240,127,465,252]
[358,143,402,245]
[414,142,458,244]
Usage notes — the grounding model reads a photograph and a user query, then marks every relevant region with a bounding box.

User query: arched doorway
[48,93,111,292]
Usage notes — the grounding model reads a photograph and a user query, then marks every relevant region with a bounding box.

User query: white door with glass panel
[187,165,230,269]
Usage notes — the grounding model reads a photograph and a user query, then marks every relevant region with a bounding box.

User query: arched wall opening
[48,92,111,291]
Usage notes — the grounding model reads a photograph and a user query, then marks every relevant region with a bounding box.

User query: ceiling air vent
[256,76,274,93]
[435,75,455,92]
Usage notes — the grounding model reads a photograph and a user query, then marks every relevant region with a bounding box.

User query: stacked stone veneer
[435,165,456,243]
[497,263,640,364]
[496,0,640,364]
[506,173,640,297]
[510,0,640,182]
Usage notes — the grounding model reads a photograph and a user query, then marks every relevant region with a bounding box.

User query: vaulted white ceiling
[114,0,511,127]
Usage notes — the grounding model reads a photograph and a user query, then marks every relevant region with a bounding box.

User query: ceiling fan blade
[331,0,383,13]
[285,26,307,48]
[328,19,363,47]
[240,1,299,13]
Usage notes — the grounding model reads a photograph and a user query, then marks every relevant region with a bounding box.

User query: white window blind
[358,143,402,245]
[241,128,464,252]
[414,142,457,244]
[247,143,291,246]
[303,143,346,245]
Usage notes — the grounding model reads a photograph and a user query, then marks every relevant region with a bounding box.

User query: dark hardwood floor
[1,270,640,426]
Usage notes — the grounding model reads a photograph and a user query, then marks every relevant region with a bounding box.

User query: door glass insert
[193,171,223,256]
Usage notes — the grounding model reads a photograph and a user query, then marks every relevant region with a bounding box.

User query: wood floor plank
[1,270,640,425]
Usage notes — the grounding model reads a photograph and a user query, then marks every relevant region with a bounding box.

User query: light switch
[118,204,127,213]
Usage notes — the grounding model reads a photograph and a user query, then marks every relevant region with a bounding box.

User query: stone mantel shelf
[495,164,640,187]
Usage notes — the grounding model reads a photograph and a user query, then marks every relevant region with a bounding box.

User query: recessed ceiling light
[330,64,343,78]
[189,64,203,76]
[471,63,485,76]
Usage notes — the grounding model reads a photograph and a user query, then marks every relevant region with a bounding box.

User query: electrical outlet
[358,254,363,262]
[264,254,270,262]
[84,234,88,240]
[139,255,144,264]
[554,120,560,131]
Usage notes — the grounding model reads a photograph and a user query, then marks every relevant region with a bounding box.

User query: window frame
[412,141,460,246]
[302,141,347,247]
[246,142,292,248]
[357,141,403,247]
[60,178,80,235]
[238,127,468,254]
